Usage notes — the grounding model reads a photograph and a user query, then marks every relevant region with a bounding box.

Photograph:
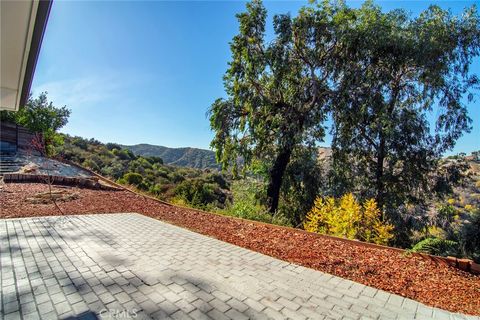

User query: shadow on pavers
[62,311,98,320]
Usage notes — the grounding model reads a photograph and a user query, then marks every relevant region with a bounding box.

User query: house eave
[0,0,53,111]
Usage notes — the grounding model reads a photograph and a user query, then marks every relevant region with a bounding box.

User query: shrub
[112,148,135,160]
[219,179,281,224]
[122,172,143,185]
[106,142,122,150]
[410,237,458,256]
[464,204,475,212]
[459,209,480,263]
[436,203,458,227]
[360,199,395,245]
[206,173,230,190]
[303,193,394,245]
[146,156,163,165]
[174,179,219,208]
[71,137,88,149]
[149,184,163,196]
[83,159,99,171]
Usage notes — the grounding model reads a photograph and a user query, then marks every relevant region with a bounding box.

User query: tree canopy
[330,2,480,242]
[209,0,347,213]
[1,92,71,156]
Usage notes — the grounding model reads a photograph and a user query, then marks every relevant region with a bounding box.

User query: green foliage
[2,92,71,156]
[459,209,480,263]
[437,203,458,226]
[56,134,231,210]
[174,179,224,209]
[433,157,471,195]
[15,92,71,134]
[106,143,122,150]
[122,172,143,185]
[146,156,164,165]
[112,148,135,160]
[413,204,480,261]
[330,2,480,244]
[410,237,459,256]
[220,179,291,226]
[83,159,100,171]
[279,146,324,226]
[209,0,347,213]
[0,110,16,122]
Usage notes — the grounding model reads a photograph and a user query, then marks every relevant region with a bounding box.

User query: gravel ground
[1,182,479,315]
[15,153,92,177]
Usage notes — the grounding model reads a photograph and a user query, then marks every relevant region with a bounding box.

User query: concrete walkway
[0,213,477,320]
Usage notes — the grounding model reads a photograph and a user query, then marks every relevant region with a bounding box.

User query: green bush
[410,237,458,256]
[106,142,122,150]
[146,156,164,165]
[459,209,480,263]
[71,137,88,150]
[56,134,232,211]
[112,148,135,160]
[219,180,291,226]
[122,172,143,185]
[174,179,219,208]
[83,159,100,171]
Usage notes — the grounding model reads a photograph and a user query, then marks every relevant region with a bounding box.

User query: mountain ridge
[124,144,335,170]
[123,143,219,169]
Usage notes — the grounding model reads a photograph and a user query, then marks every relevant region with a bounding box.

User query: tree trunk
[375,135,385,211]
[375,83,398,213]
[266,147,292,214]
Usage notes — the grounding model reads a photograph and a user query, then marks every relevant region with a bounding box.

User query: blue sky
[32,0,479,155]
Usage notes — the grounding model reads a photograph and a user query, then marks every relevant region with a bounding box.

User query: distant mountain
[123,144,219,169]
[124,144,333,170]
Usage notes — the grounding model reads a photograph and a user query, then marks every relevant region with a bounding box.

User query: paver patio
[0,213,478,320]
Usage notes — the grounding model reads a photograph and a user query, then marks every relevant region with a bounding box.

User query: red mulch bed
[1,183,479,315]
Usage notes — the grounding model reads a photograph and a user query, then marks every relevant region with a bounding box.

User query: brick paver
[0,213,478,320]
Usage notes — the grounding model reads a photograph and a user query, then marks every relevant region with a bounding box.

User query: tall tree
[331,2,480,237]
[209,0,346,213]
[15,92,71,134]
[1,92,71,156]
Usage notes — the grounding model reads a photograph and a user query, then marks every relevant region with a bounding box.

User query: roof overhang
[1,0,52,111]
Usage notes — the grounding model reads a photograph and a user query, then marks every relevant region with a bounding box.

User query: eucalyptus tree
[209,0,348,214]
[331,2,480,233]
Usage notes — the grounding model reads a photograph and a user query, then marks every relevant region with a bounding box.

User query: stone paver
[0,213,478,320]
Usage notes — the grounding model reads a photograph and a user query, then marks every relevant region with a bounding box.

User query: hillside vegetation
[123,144,218,169]
[56,135,231,209]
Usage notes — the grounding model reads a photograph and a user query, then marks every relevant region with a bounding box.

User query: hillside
[123,144,219,169]
[56,135,231,209]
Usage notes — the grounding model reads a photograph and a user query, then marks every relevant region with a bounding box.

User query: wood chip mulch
[1,183,479,315]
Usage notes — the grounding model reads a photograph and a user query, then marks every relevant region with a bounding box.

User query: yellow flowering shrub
[427,226,446,238]
[304,197,336,233]
[303,193,394,245]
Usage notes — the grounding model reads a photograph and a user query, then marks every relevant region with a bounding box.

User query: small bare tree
[28,134,66,217]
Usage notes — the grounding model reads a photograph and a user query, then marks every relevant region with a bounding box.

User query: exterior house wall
[0,121,38,153]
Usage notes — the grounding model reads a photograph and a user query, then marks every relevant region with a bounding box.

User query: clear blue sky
[32,0,480,155]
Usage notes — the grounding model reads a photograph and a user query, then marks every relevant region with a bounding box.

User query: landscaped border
[27,158,480,275]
